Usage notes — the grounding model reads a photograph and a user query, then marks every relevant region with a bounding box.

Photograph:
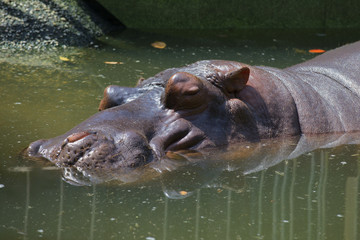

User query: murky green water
[1,29,359,239]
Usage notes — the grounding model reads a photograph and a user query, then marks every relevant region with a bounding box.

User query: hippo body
[268,43,360,133]
[27,41,360,175]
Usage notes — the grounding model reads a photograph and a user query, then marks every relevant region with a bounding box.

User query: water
[1,29,360,239]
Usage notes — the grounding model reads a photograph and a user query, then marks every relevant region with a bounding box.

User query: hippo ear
[222,67,250,98]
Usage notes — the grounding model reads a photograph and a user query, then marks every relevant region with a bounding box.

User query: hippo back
[260,41,360,133]
[287,41,360,96]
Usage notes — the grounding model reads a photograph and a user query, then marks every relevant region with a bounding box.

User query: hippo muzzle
[26,81,218,172]
[28,128,155,170]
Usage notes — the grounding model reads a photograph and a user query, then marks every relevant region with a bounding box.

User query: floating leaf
[104,61,124,65]
[309,49,326,53]
[151,41,166,49]
[179,191,188,196]
[59,56,71,61]
[294,48,307,54]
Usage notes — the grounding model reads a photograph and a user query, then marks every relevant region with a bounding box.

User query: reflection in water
[257,170,265,238]
[308,154,316,240]
[6,146,359,239]
[280,161,288,240]
[89,185,96,240]
[317,151,327,240]
[44,133,358,199]
[24,171,30,240]
[272,169,279,240]
[195,189,200,240]
[344,158,359,240]
[289,160,296,240]
[163,196,168,240]
[57,178,63,240]
[225,190,231,240]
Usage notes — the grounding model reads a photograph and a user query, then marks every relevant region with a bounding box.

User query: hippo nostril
[67,132,91,143]
[27,139,46,156]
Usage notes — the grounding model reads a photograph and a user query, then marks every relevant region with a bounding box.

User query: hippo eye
[164,72,208,111]
[184,85,200,95]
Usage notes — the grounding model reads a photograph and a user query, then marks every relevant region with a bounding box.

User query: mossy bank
[0,0,119,51]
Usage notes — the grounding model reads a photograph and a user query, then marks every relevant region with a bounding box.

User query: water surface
[1,29,359,239]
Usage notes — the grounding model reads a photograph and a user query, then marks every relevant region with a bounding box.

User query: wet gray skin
[27,41,360,175]
[27,61,250,171]
[27,86,221,171]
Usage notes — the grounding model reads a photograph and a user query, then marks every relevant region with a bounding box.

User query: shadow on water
[1,29,360,239]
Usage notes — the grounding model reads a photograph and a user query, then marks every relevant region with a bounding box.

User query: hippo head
[27,60,259,178]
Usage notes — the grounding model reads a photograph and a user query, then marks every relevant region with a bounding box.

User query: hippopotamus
[26,41,360,178]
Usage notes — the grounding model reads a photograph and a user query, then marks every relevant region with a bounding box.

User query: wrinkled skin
[27,41,360,177]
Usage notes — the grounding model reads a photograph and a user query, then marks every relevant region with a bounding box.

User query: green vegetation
[97,0,360,29]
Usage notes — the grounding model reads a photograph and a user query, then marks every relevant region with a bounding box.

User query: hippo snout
[27,139,47,158]
[27,130,156,170]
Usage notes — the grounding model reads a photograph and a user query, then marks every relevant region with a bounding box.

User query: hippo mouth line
[27,122,210,171]
[149,118,209,159]
[57,128,207,168]
[164,131,206,152]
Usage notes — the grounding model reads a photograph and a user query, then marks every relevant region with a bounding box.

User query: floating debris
[309,49,326,53]
[59,56,71,62]
[104,61,124,65]
[179,190,188,196]
[294,48,307,54]
[151,41,166,49]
